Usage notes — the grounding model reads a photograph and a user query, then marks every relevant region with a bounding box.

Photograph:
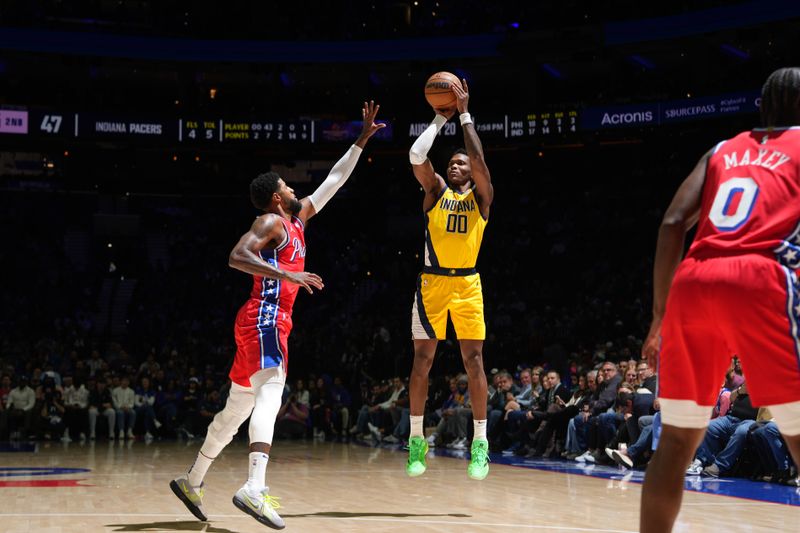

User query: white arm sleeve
[409,114,447,165]
[308,144,363,213]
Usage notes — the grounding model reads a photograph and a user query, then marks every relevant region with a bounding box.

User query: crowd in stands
[0,349,226,442]
[342,356,797,487]
[1,344,796,488]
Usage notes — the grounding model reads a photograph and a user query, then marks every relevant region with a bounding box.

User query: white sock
[187,451,214,487]
[473,419,487,441]
[245,452,269,494]
[410,415,424,438]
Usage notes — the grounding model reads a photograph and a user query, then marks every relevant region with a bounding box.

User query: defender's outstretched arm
[299,101,385,222]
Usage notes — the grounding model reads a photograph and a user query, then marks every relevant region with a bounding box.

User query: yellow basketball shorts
[411,272,485,340]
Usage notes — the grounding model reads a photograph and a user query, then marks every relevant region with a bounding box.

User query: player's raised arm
[228,214,324,294]
[409,108,453,207]
[642,149,711,359]
[298,101,385,223]
[453,79,493,218]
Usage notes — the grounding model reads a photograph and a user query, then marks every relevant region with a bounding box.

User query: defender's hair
[250,172,281,210]
[760,67,800,127]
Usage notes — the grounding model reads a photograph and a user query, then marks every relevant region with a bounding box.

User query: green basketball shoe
[406,436,429,477]
[468,438,490,480]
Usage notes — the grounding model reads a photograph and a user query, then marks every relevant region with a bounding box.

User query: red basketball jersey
[249,215,307,314]
[687,127,800,266]
[230,215,306,384]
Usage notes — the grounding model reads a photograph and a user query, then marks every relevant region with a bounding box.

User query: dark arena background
[1,2,799,532]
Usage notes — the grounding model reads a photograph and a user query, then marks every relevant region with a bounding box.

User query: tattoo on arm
[228,215,288,279]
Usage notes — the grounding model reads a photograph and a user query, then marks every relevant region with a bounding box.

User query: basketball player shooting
[639,68,800,532]
[405,77,494,480]
[170,101,385,529]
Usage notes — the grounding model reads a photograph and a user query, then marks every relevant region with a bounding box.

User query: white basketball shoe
[232,486,285,530]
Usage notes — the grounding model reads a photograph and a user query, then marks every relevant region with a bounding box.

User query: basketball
[424,71,462,109]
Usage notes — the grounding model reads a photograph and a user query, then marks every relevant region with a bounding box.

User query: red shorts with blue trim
[230,298,292,387]
[659,254,800,407]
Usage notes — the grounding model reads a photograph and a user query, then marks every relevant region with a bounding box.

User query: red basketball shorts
[659,254,800,407]
[230,298,292,387]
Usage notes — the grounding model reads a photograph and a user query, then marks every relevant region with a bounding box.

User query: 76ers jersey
[687,127,800,265]
[249,216,306,311]
[231,215,306,386]
[659,127,800,409]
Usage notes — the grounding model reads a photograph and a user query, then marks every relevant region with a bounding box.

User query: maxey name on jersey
[722,148,791,170]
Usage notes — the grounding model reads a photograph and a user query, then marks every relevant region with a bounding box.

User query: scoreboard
[179,119,314,143]
[79,113,177,140]
[33,111,77,138]
[508,110,578,137]
[0,109,28,133]
[2,109,77,138]
[180,119,219,142]
[406,110,578,140]
[1,106,581,144]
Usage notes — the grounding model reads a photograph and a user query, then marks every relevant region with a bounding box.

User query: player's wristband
[459,113,473,126]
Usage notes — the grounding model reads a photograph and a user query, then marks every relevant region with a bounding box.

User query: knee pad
[224,382,257,419]
[200,384,255,458]
[249,368,286,445]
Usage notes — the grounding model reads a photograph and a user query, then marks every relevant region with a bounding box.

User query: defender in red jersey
[640,69,800,532]
[170,102,385,529]
[230,212,306,386]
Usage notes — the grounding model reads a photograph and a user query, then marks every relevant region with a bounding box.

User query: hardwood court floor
[0,439,797,532]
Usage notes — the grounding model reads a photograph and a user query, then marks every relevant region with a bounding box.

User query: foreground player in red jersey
[170,102,384,529]
[640,68,800,532]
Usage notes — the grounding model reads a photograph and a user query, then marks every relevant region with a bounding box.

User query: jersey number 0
[708,177,759,232]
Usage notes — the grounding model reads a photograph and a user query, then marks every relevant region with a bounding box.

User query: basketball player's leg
[458,339,489,480]
[459,340,487,420]
[233,365,286,529]
[641,281,730,533]
[407,273,447,476]
[194,382,256,475]
[641,349,727,533]
[171,381,255,521]
[640,424,706,533]
[452,274,489,479]
[406,339,437,476]
[451,274,487,420]
[172,313,260,522]
[410,275,447,413]
[246,365,285,466]
[410,339,438,418]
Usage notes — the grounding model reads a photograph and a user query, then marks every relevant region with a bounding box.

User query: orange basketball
[424,71,462,109]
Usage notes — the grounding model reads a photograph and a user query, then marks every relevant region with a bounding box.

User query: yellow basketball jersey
[424,186,487,270]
